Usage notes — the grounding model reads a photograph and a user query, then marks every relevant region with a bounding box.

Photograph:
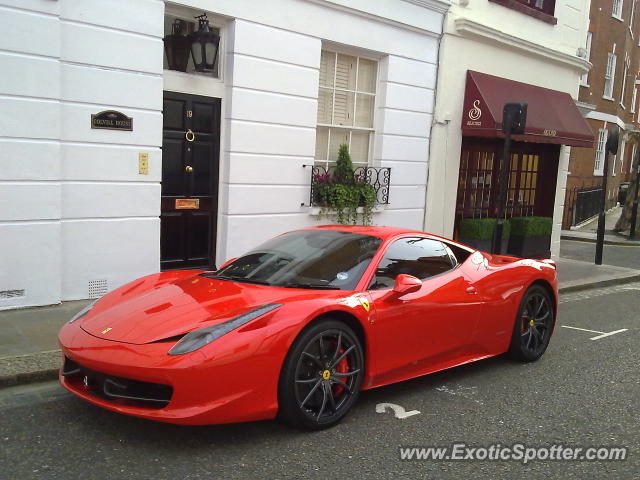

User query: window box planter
[507,216,552,259]
[309,165,391,206]
[307,205,386,216]
[306,162,391,226]
[458,218,510,253]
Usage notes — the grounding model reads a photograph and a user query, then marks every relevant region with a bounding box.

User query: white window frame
[604,52,617,100]
[581,32,593,87]
[631,81,638,113]
[630,0,637,36]
[595,128,607,175]
[620,61,629,108]
[315,49,379,169]
[613,0,624,20]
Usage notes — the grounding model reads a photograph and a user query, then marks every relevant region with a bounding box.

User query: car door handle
[466,286,478,295]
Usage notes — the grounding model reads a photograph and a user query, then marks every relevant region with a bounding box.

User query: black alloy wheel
[278,320,364,430]
[508,285,555,362]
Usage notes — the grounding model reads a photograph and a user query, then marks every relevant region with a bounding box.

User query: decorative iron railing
[305,165,391,207]
[562,182,610,229]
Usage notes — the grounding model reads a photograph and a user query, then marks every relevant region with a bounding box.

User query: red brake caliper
[333,347,349,397]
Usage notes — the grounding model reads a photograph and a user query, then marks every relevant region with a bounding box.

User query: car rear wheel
[278,319,364,430]
[508,285,554,362]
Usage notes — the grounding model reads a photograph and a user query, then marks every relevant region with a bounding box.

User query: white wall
[0,0,62,309]
[0,0,164,308]
[213,1,445,263]
[424,0,590,258]
[60,0,164,300]
[1,0,446,307]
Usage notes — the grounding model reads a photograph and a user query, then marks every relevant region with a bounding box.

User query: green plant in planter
[330,183,359,224]
[509,216,552,237]
[458,218,510,252]
[313,144,377,225]
[458,218,511,241]
[335,143,354,186]
[357,179,377,226]
[507,216,553,259]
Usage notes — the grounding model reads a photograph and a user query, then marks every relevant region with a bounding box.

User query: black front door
[161,92,220,270]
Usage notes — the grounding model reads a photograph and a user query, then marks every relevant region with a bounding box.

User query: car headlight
[168,303,283,356]
[68,299,99,324]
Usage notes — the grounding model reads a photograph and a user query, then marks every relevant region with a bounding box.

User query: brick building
[564,0,639,228]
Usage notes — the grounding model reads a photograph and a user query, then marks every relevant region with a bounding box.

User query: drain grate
[88,279,108,299]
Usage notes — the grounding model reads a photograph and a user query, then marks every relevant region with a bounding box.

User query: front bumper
[61,356,173,408]
[58,321,283,425]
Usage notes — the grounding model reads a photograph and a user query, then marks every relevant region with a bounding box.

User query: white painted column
[0,0,62,309]
[375,54,437,230]
[551,145,571,259]
[218,19,321,262]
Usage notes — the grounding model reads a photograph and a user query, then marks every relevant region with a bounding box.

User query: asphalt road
[560,239,640,270]
[1,285,638,479]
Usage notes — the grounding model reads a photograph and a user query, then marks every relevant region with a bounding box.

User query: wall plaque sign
[91,110,133,131]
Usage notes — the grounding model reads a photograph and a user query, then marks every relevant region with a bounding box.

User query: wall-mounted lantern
[163,19,190,72]
[189,14,220,73]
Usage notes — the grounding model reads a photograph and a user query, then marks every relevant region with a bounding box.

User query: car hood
[80,274,311,345]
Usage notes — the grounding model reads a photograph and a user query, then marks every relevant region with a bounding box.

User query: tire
[278,319,364,430]
[508,285,555,362]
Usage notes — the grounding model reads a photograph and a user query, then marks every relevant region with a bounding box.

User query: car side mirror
[392,274,422,296]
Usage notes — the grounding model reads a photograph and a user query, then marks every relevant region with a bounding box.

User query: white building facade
[0,0,448,309]
[424,0,592,258]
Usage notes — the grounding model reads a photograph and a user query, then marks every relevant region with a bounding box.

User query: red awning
[462,70,594,148]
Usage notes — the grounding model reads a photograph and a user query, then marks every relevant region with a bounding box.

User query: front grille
[62,357,172,409]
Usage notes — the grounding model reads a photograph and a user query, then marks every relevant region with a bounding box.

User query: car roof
[301,224,431,241]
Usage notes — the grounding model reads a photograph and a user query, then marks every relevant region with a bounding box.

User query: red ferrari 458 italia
[59,225,558,429]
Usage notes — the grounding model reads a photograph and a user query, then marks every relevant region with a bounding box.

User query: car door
[367,237,485,385]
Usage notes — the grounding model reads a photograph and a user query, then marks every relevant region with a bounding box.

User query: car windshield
[206,230,382,290]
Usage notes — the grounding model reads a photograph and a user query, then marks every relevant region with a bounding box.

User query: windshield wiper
[202,273,272,286]
[279,282,339,290]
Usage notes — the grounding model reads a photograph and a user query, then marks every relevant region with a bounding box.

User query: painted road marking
[375,402,420,419]
[561,325,604,334]
[561,325,628,341]
[589,329,628,341]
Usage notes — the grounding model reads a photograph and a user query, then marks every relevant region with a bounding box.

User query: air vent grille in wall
[88,279,108,299]
[0,289,25,300]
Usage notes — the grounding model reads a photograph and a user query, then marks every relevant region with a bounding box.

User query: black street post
[492,102,527,254]
[630,151,640,239]
[595,125,619,265]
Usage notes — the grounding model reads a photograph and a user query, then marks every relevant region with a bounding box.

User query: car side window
[369,237,455,290]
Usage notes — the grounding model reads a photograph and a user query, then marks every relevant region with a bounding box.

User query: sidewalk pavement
[2,257,640,389]
[561,205,640,246]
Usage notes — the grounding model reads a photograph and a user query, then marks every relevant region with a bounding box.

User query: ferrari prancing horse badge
[359,298,370,312]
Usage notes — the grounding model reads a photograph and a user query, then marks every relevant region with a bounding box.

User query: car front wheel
[508,285,555,362]
[278,319,364,430]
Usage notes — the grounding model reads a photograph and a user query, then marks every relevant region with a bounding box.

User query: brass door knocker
[185,129,195,142]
